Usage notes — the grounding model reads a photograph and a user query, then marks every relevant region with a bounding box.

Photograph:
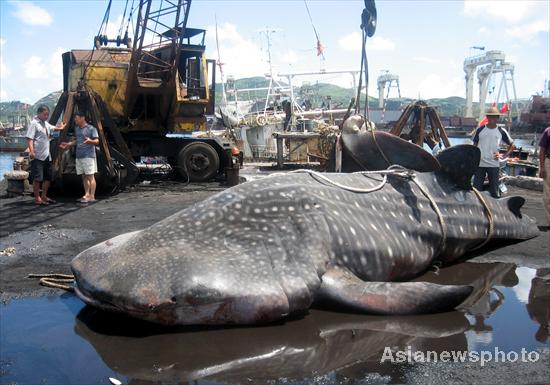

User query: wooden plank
[52,92,75,178]
[89,92,115,176]
[428,108,451,148]
[276,136,284,169]
[389,104,413,136]
[93,92,133,160]
[48,92,68,126]
[417,106,426,146]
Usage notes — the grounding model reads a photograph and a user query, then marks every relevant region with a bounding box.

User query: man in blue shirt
[59,112,99,203]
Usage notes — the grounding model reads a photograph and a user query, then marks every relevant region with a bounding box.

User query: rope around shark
[274,167,494,257]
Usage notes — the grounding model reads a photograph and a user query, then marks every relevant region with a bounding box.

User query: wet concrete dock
[1,165,549,384]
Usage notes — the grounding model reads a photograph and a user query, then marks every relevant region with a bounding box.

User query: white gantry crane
[464,50,518,119]
[377,71,401,108]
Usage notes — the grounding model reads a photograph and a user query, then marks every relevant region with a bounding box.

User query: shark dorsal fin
[435,145,480,189]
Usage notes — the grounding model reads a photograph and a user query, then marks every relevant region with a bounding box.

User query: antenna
[215,15,227,106]
[258,27,278,79]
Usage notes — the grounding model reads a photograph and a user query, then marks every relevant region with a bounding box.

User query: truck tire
[177,142,220,182]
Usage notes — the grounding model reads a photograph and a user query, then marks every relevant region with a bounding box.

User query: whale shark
[71,140,539,325]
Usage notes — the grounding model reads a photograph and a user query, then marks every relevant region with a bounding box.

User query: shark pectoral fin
[318,268,473,315]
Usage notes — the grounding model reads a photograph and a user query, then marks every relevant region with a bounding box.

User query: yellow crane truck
[49,0,240,191]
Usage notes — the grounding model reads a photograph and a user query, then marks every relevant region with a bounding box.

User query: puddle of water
[0,294,123,385]
[1,262,548,385]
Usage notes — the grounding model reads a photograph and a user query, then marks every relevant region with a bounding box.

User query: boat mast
[261,28,276,113]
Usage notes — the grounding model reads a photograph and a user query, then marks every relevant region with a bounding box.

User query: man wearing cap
[539,126,550,230]
[472,106,515,198]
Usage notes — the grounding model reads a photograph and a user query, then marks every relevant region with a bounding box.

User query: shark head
[71,192,304,325]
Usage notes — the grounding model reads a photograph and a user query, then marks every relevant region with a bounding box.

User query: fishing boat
[0,133,28,152]
[0,120,29,153]
[502,148,539,177]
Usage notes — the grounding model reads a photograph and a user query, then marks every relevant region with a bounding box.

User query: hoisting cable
[355,29,365,115]
[117,0,131,39]
[100,0,113,34]
[82,0,114,82]
[361,29,369,119]
[123,0,137,45]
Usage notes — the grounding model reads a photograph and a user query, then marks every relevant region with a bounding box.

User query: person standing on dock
[26,105,65,205]
[59,112,99,203]
[539,126,550,230]
[472,106,515,198]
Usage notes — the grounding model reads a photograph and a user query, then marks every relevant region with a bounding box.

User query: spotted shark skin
[71,144,539,325]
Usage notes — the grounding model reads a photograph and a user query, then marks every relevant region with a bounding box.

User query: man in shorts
[59,112,99,203]
[26,105,65,205]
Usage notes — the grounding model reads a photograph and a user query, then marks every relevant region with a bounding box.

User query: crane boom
[49,0,240,191]
[125,0,192,125]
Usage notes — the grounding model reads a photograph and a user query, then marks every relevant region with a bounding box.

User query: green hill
[0,90,62,124]
[32,91,63,114]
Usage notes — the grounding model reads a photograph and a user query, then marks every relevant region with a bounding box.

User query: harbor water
[0,152,18,181]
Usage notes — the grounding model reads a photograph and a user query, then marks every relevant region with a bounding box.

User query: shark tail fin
[506,196,526,218]
[319,268,472,315]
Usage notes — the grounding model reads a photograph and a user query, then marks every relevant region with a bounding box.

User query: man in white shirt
[26,105,65,205]
[472,106,515,198]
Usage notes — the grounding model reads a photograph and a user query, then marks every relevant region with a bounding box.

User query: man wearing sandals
[26,105,65,205]
[59,112,99,203]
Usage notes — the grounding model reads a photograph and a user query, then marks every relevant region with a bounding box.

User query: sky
[0,0,548,106]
